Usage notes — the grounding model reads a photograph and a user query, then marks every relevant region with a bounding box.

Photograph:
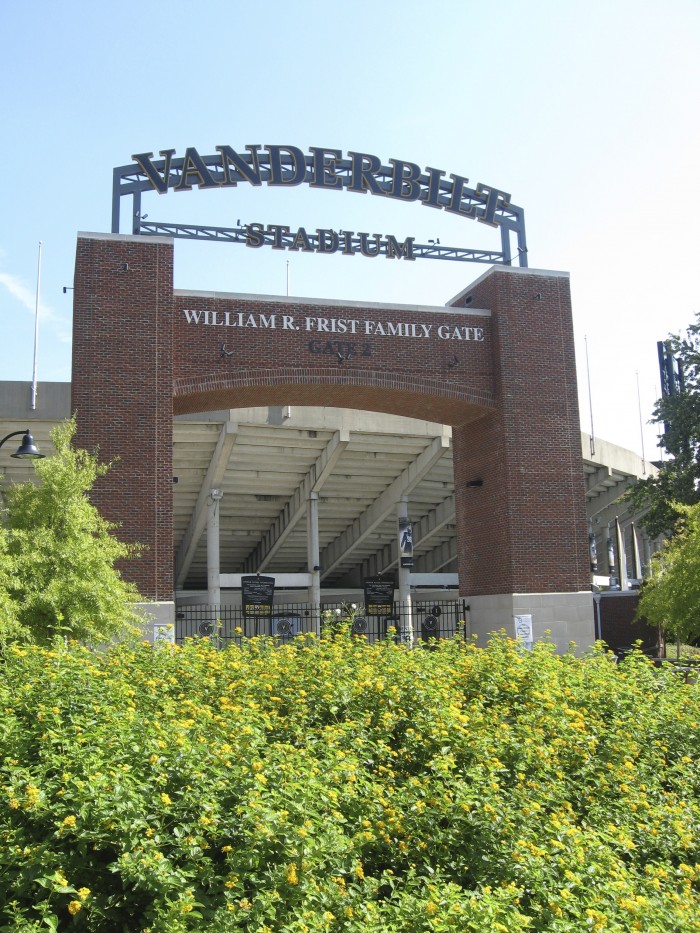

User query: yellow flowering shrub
[0,633,699,930]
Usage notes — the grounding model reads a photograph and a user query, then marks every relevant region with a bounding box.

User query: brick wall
[451,269,590,594]
[71,233,589,601]
[595,593,662,655]
[171,292,494,423]
[72,234,174,599]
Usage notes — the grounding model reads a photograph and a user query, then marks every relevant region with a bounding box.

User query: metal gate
[175,599,467,646]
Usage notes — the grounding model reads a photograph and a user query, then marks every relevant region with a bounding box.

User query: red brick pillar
[71,233,174,604]
[451,267,592,649]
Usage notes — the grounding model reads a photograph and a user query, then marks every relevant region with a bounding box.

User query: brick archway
[72,232,593,649]
[172,373,492,425]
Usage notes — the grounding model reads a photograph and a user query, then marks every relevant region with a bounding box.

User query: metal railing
[174,600,467,647]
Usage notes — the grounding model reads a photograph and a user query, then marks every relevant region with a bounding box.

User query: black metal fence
[174,599,467,647]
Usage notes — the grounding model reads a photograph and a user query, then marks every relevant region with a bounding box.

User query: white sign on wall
[514,614,534,650]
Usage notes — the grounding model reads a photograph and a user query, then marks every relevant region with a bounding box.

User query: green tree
[627,315,700,538]
[0,526,21,646]
[637,500,700,643]
[0,418,142,645]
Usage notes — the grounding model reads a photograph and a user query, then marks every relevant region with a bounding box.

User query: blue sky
[1,0,699,458]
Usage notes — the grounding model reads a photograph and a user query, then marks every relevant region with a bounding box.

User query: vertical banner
[589,527,598,574]
[606,523,615,576]
[398,517,414,568]
[241,574,275,621]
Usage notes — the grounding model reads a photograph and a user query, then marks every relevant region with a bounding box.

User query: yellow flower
[160,792,172,806]
[286,863,299,884]
[78,887,91,899]
[67,901,82,916]
[63,815,77,828]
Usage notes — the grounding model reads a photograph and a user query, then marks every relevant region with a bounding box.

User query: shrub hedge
[1,634,699,931]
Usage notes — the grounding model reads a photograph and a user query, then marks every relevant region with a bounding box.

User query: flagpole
[636,371,646,474]
[585,335,595,456]
[31,240,42,411]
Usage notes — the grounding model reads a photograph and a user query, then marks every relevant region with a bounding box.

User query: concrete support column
[307,491,321,635]
[641,534,652,578]
[398,495,413,644]
[207,489,223,610]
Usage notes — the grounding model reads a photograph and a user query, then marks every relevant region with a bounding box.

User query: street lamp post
[0,430,45,459]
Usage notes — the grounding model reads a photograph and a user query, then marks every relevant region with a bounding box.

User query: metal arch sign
[111,144,528,266]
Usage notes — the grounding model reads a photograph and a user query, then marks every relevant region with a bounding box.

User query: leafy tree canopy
[627,314,700,538]
[637,499,700,643]
[0,418,142,645]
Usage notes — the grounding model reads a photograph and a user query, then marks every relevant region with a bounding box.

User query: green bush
[0,419,142,646]
[1,634,699,931]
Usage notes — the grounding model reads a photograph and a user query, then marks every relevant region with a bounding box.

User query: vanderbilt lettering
[129,145,509,226]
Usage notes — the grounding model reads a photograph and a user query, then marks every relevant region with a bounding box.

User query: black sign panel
[241,575,275,620]
[364,578,395,618]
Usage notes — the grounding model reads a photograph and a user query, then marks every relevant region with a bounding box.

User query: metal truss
[112,148,528,266]
[135,220,513,264]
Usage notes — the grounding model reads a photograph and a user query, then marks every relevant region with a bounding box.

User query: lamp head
[11,430,44,459]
